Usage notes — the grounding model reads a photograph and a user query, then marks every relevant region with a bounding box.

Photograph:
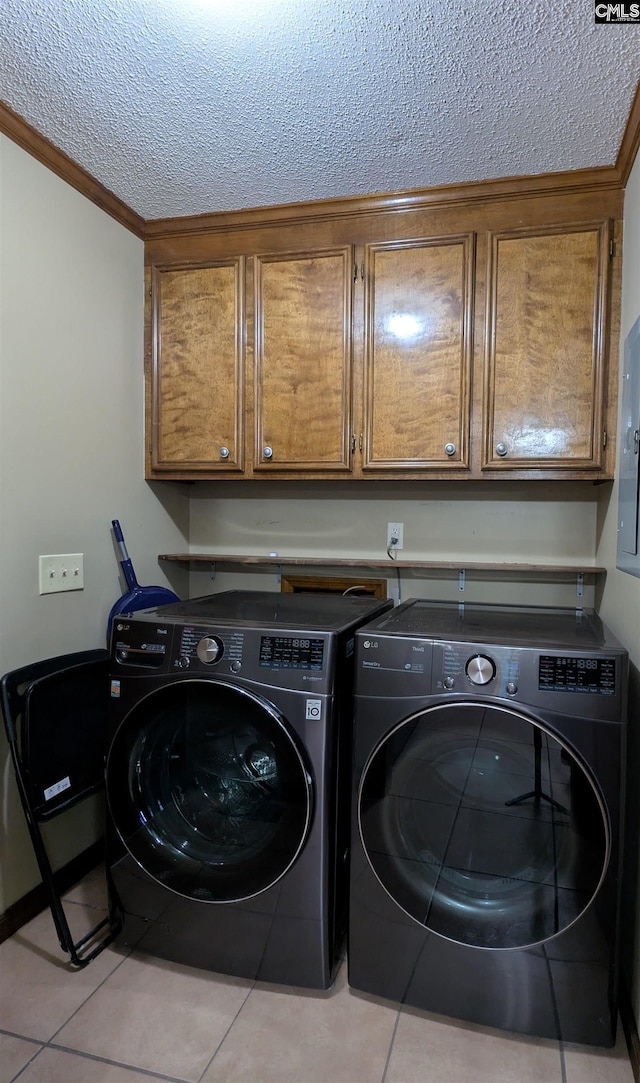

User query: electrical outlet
[387,522,404,550]
[39,554,84,594]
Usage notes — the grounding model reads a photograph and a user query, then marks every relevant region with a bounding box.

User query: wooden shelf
[159,554,605,576]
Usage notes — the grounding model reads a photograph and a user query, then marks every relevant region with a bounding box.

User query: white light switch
[38,554,84,594]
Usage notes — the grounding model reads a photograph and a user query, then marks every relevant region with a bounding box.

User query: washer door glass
[358,703,609,949]
[107,680,313,902]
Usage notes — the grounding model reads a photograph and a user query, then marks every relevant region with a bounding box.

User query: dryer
[105,590,391,989]
[348,599,628,1046]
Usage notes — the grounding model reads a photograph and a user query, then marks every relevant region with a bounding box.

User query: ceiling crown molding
[616,78,640,187]
[1,81,639,240]
[0,99,145,238]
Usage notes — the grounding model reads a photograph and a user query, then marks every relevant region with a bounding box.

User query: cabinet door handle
[495,442,508,457]
[263,446,274,460]
[219,446,230,460]
[444,442,456,456]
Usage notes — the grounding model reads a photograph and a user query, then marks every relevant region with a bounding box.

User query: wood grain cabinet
[483,222,612,473]
[252,248,353,474]
[145,201,618,482]
[148,260,245,474]
[251,235,474,477]
[360,235,474,473]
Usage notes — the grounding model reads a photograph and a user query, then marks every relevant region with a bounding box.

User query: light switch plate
[39,554,84,594]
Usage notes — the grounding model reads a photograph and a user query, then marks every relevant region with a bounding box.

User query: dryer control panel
[355,631,627,722]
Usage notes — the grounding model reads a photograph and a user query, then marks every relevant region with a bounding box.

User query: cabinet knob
[444,442,456,456]
[219,446,230,460]
[263,446,274,460]
[495,442,508,457]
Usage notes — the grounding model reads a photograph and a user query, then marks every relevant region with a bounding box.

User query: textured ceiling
[1,0,639,221]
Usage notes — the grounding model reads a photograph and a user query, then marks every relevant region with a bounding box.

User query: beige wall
[188,468,605,612]
[597,147,640,1022]
[0,136,190,913]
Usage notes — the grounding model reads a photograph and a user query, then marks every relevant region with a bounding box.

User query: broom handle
[112,520,139,590]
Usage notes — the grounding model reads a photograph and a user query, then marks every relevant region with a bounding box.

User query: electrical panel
[616,315,640,578]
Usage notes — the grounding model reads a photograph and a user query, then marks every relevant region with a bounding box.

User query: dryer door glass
[358,702,610,949]
[107,680,313,902]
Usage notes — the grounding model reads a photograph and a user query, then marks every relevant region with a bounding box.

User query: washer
[105,590,391,989]
[348,599,628,1046]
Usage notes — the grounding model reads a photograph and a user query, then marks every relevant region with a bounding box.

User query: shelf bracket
[210,562,216,581]
[275,563,281,586]
[458,569,466,592]
[576,571,584,598]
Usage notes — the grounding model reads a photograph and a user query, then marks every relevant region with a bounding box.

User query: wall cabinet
[149,259,245,475]
[253,248,353,474]
[145,185,621,482]
[361,236,474,473]
[483,222,612,472]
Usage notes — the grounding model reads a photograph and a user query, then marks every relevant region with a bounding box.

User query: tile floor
[0,867,635,1083]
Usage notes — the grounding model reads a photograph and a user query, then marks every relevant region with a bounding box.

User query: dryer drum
[358,702,610,950]
[106,679,314,904]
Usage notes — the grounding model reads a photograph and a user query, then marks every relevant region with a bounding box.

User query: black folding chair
[1,649,119,967]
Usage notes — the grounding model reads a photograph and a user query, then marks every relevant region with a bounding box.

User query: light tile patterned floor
[0,869,635,1083]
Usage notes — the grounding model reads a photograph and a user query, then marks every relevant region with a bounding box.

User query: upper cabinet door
[253,248,353,473]
[483,223,611,471]
[361,236,474,472]
[149,261,245,475]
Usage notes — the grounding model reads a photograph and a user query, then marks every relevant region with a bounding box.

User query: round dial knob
[465,654,496,685]
[196,636,223,664]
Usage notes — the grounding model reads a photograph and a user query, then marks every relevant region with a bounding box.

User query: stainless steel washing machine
[348,599,628,1045]
[105,590,391,989]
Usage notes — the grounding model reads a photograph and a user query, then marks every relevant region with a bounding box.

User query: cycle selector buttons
[196,636,223,664]
[465,654,496,685]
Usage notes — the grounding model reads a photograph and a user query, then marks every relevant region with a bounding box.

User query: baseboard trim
[620,983,640,1083]
[0,840,105,945]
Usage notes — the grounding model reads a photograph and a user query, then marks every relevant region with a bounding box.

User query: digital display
[539,655,615,695]
[259,636,325,670]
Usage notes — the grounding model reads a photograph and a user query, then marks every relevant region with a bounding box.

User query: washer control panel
[178,626,242,671]
[258,635,325,671]
[111,617,336,693]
